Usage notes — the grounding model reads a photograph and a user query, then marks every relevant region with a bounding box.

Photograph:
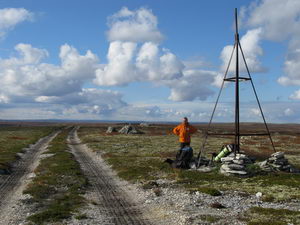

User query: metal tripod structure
[197,8,276,166]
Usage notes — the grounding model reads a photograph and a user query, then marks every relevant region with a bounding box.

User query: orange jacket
[173,123,197,143]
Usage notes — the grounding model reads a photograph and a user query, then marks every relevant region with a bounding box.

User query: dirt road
[68,127,154,225]
[0,130,60,225]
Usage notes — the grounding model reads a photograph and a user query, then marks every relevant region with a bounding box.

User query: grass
[0,126,58,171]
[196,187,222,196]
[24,127,88,224]
[75,213,88,220]
[198,214,221,223]
[77,124,300,202]
[243,207,300,225]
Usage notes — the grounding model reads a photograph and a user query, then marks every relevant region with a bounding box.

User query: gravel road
[0,130,60,225]
[68,127,155,225]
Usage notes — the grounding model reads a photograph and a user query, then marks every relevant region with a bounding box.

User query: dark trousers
[180,142,190,150]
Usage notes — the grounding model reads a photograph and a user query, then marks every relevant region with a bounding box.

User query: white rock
[256,192,262,198]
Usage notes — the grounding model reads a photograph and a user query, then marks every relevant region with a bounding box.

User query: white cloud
[35,96,59,103]
[167,69,219,101]
[220,28,265,73]
[94,7,219,102]
[107,7,164,43]
[244,0,300,89]
[0,43,99,101]
[284,108,294,116]
[0,94,9,103]
[278,48,300,86]
[0,8,33,38]
[94,41,137,86]
[250,108,260,116]
[246,0,300,41]
[289,89,300,99]
[0,43,48,67]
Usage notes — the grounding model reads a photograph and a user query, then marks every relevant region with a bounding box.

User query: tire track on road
[0,130,60,224]
[68,127,153,225]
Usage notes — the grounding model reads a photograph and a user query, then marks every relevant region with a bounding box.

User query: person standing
[173,117,197,150]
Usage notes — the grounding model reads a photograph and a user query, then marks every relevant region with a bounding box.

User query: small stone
[28,173,36,179]
[197,166,213,173]
[274,158,288,165]
[256,192,262,198]
[232,159,244,165]
[221,157,234,163]
[227,164,245,171]
[189,161,196,169]
[271,151,284,159]
[16,153,24,159]
[259,160,268,167]
[220,168,247,175]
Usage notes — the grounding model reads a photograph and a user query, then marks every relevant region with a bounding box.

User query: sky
[0,0,299,123]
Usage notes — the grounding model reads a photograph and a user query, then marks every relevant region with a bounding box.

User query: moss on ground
[0,126,58,170]
[24,128,88,224]
[243,207,300,225]
[198,214,221,223]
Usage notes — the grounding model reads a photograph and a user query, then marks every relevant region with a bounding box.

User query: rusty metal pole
[234,8,240,155]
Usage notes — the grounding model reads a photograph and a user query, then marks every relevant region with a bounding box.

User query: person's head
[182,117,188,124]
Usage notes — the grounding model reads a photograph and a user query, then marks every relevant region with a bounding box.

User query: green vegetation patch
[0,126,58,170]
[24,128,88,224]
[243,207,300,225]
[199,214,221,223]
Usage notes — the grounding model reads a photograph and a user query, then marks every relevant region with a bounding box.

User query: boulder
[118,125,142,134]
[106,126,117,133]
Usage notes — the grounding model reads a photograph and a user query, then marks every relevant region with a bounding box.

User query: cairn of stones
[220,153,254,176]
[118,125,142,134]
[258,151,299,173]
[106,126,117,133]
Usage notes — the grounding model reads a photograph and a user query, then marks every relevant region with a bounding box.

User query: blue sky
[0,0,299,123]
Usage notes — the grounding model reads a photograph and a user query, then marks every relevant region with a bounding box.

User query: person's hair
[183,117,188,121]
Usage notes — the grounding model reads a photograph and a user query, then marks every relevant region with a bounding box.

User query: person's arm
[173,125,180,135]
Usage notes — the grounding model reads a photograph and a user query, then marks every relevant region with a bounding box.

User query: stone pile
[106,126,117,133]
[258,151,299,173]
[118,125,142,134]
[220,153,254,176]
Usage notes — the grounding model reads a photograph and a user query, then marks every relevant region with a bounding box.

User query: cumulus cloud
[94,41,137,86]
[167,70,219,101]
[0,43,99,102]
[0,8,33,38]
[246,0,300,41]
[284,108,294,116]
[220,28,265,73]
[289,89,300,100]
[107,7,164,43]
[278,48,300,86]
[94,42,184,87]
[56,89,127,116]
[243,0,300,91]
[94,7,220,102]
[250,108,260,116]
